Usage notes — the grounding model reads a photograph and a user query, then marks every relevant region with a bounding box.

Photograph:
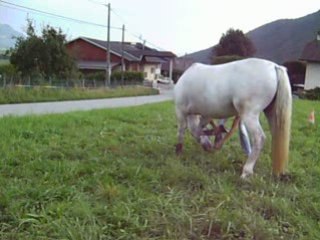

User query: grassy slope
[0,59,10,65]
[0,100,319,239]
[0,86,159,104]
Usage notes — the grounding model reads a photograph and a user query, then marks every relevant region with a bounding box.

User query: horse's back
[174,58,279,118]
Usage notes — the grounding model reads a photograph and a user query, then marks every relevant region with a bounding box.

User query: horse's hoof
[200,136,213,151]
[175,143,183,155]
[240,169,253,179]
[213,133,223,150]
[202,143,212,152]
[240,173,248,179]
[214,142,223,150]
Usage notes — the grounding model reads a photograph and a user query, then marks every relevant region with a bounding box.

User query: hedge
[85,71,144,85]
[301,87,320,100]
[0,64,16,76]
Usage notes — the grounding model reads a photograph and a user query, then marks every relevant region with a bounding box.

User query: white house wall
[143,64,161,81]
[305,62,320,90]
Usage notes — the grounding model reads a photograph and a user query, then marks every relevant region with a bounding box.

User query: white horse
[174,58,292,178]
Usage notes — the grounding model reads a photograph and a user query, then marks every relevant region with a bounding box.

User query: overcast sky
[1,0,319,56]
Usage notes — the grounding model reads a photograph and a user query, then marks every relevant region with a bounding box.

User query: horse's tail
[265,66,292,175]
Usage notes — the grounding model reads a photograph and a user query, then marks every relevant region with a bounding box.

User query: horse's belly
[204,103,237,118]
[188,99,237,119]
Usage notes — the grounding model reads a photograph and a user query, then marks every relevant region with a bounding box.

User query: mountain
[0,24,24,50]
[247,10,320,63]
[182,46,215,65]
[183,10,320,64]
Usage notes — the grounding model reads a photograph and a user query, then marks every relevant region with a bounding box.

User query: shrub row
[0,64,16,76]
[84,71,144,84]
[300,87,320,100]
[0,65,145,87]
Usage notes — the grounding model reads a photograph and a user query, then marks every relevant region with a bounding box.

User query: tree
[212,55,244,65]
[10,19,76,80]
[214,28,256,57]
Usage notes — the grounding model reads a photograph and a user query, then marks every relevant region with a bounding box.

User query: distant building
[66,37,175,81]
[159,56,196,82]
[300,32,320,90]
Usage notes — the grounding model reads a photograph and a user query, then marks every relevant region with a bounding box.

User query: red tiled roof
[144,56,167,63]
[300,40,320,62]
[76,60,119,70]
[68,37,176,62]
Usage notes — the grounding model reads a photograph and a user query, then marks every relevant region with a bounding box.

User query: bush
[85,71,105,81]
[0,64,16,76]
[84,71,144,85]
[301,87,320,100]
[111,71,144,84]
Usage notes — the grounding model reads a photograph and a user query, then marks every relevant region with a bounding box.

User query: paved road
[0,86,173,117]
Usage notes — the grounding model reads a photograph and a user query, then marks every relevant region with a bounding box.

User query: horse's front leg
[175,109,187,154]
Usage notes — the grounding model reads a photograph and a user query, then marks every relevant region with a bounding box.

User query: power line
[126,30,165,51]
[87,0,108,7]
[87,0,104,5]
[110,8,128,25]
[0,0,121,30]
[1,0,169,51]
[86,1,149,46]
[111,7,166,51]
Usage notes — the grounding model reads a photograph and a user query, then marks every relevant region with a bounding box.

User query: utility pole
[138,35,145,74]
[142,39,146,50]
[169,59,173,83]
[139,35,146,50]
[121,24,125,86]
[105,2,111,87]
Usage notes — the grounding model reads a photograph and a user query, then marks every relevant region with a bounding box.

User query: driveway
[0,85,173,117]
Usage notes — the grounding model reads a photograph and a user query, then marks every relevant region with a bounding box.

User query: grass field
[0,59,10,65]
[0,86,159,104]
[0,100,319,239]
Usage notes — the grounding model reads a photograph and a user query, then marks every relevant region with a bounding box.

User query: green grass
[0,59,9,65]
[0,99,319,239]
[0,86,159,104]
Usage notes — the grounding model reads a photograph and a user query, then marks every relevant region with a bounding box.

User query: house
[300,32,320,90]
[66,37,176,81]
[161,56,195,82]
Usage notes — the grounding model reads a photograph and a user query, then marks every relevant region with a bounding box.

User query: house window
[150,67,155,74]
[144,72,148,78]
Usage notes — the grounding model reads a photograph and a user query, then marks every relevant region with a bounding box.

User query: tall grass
[0,100,319,239]
[0,86,159,104]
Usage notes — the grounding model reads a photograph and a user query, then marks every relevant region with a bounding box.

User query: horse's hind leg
[239,121,252,156]
[241,113,266,178]
[175,108,187,154]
